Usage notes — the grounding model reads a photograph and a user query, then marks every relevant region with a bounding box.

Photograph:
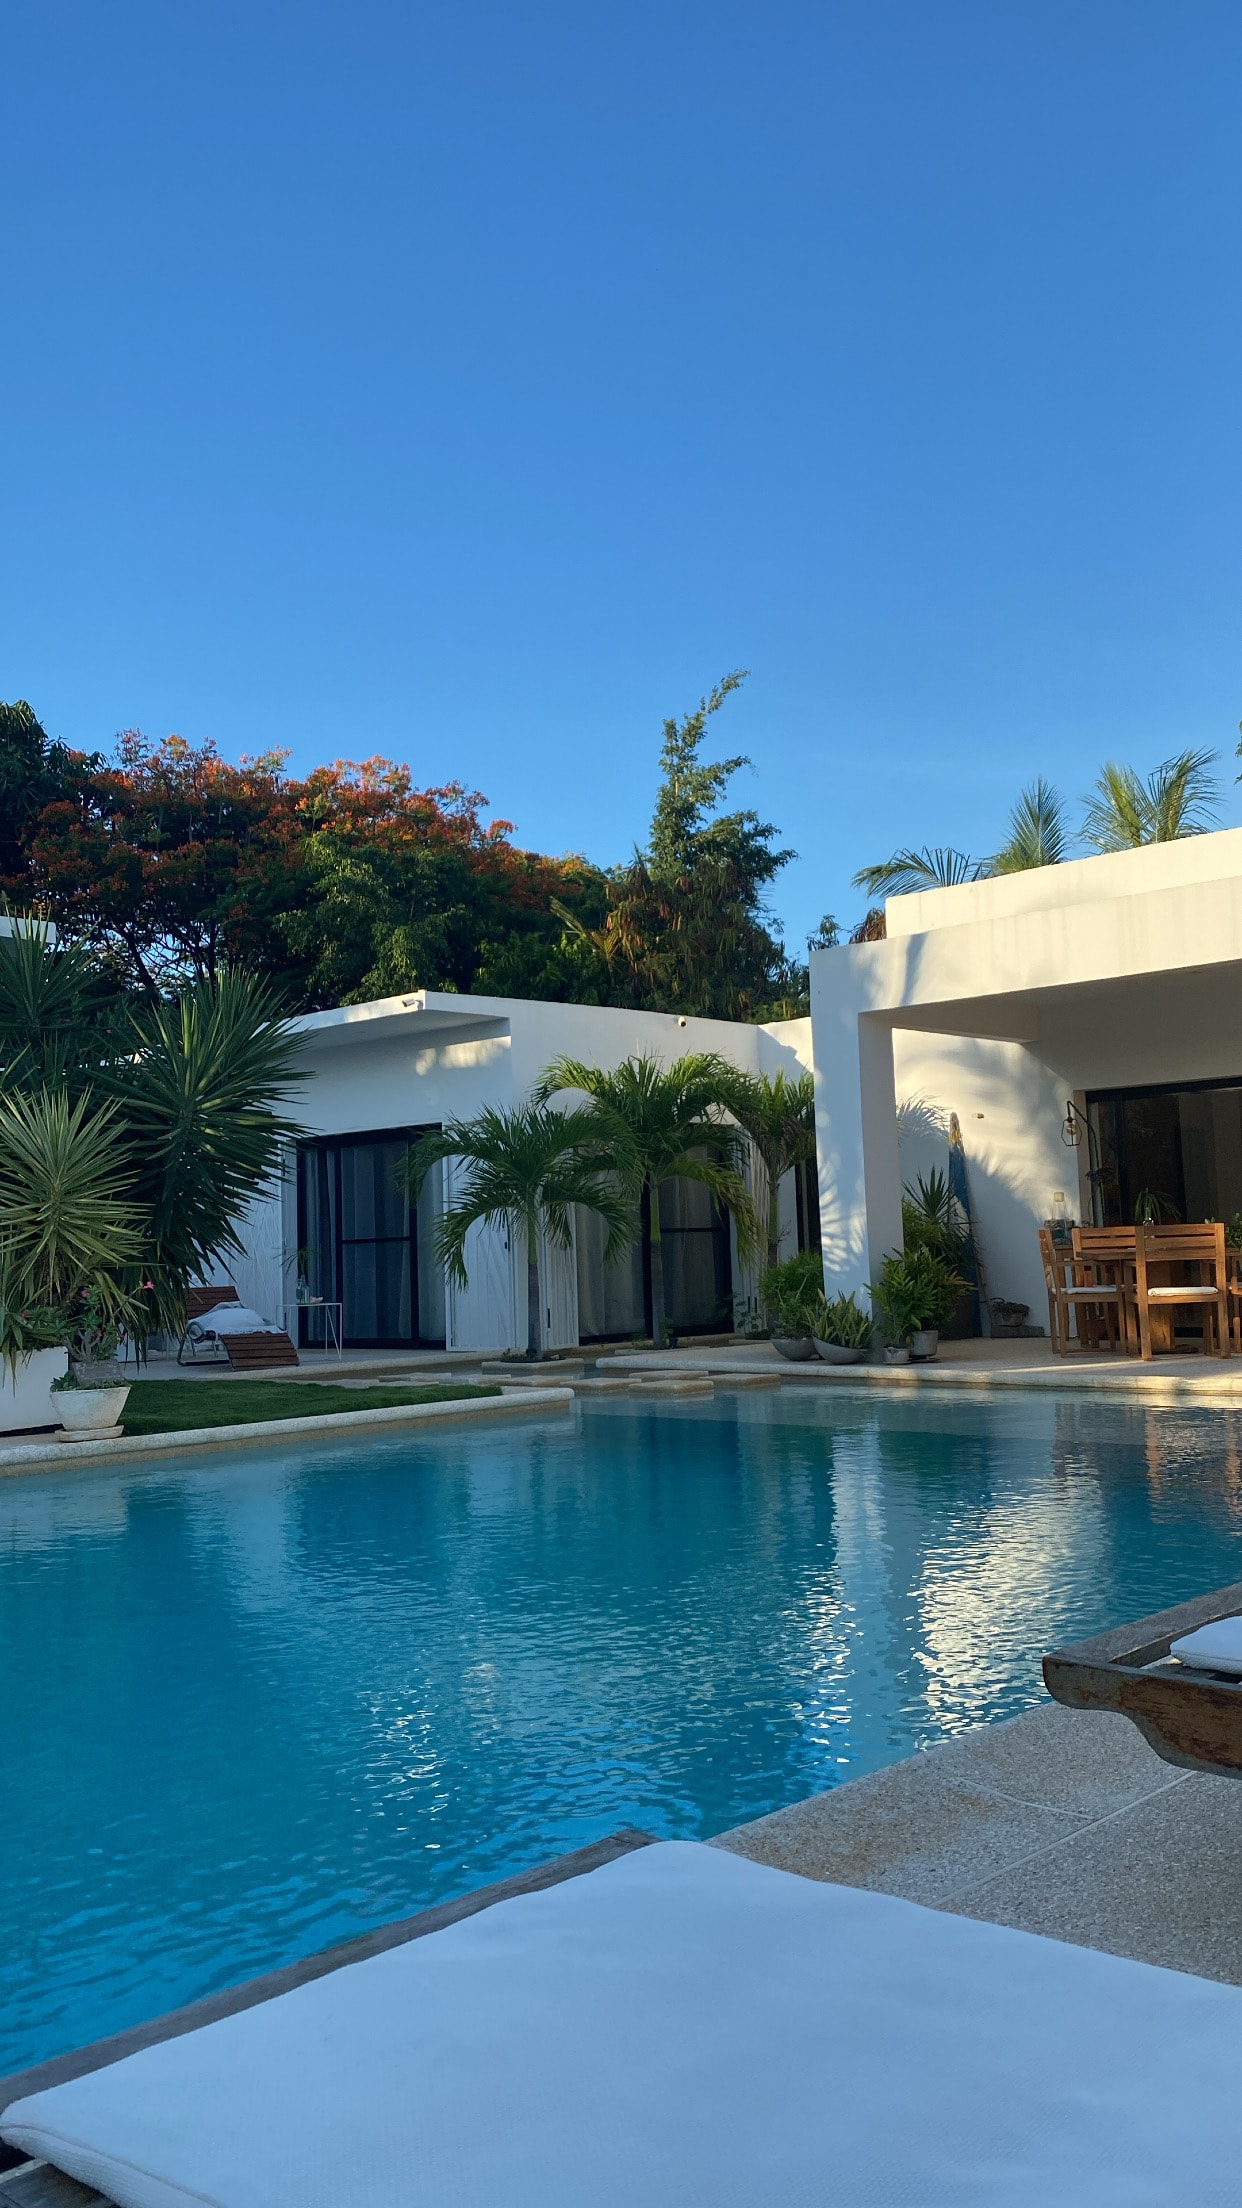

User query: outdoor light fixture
[1061,1099,1088,1149]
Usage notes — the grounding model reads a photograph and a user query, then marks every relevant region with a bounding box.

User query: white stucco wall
[216,992,814,1354]
[811,828,1242,1326]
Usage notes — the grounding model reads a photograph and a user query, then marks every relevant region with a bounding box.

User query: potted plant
[49,1286,136,1440]
[871,1247,964,1363]
[759,1250,824,1359]
[812,1291,872,1365]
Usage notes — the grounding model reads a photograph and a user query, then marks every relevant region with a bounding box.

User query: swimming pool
[4,1388,1242,2073]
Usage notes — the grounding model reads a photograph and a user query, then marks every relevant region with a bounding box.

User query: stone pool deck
[715,1699,1242,1985]
[609,1335,1242,1402]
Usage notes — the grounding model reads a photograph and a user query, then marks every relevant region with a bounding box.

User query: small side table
[285,1300,344,1357]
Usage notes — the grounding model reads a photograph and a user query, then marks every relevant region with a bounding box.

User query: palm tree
[1081,749,1220,851]
[717,1068,817,1271]
[404,1105,632,1360]
[991,778,1068,873]
[851,846,988,900]
[536,1052,756,1347]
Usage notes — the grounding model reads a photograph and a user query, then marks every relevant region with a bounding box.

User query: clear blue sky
[4,1,1241,948]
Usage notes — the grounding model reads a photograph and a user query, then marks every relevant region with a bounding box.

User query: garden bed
[119,1380,501,1436]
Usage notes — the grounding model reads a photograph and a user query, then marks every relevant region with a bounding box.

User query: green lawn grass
[119,1379,502,1436]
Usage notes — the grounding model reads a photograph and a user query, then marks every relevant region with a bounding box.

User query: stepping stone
[636,1376,715,1397]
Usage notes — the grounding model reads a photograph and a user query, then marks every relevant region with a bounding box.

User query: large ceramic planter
[812,1340,867,1365]
[771,1336,815,1361]
[0,1348,69,1434]
[54,1385,131,1442]
[910,1329,940,1361]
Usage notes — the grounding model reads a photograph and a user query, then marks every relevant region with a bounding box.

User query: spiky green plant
[0,1090,147,1362]
[0,937,305,1341]
[536,1051,756,1347]
[405,1104,633,1360]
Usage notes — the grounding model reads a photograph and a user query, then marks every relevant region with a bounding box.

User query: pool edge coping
[0,1387,576,1476]
[0,1828,655,2121]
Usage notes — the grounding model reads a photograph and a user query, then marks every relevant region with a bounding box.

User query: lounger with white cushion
[5,1840,1242,2207]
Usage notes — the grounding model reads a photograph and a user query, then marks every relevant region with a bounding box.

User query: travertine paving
[714,1699,1242,1984]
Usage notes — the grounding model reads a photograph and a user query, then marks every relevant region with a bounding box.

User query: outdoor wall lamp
[1061,1098,1088,1149]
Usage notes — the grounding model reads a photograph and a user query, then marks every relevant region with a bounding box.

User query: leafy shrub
[869,1246,964,1345]
[759,1249,825,1338]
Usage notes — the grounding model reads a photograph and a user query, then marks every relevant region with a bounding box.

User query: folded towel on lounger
[6,1841,1242,2207]
[1170,1613,1242,1674]
[186,1306,282,1340]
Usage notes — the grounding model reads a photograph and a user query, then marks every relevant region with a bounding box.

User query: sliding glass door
[298,1129,444,1348]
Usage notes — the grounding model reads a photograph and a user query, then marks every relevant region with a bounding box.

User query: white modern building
[219,825,1242,1355]
[812,827,1242,1327]
[222,993,816,1355]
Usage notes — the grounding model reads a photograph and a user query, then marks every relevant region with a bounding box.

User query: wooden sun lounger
[1044,1579,1242,1778]
[178,1287,300,1372]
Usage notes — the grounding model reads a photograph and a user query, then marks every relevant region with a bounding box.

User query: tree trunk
[766,1170,781,1275]
[526,1221,542,1360]
[648,1178,667,1347]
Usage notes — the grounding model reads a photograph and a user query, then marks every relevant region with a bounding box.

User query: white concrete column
[813,1005,904,1298]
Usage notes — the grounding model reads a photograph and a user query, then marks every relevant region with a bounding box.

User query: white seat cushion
[1171,1613,1242,1675]
[6,1841,1242,2208]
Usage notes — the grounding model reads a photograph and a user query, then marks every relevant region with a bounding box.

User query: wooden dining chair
[1071,1226,1137,1353]
[1133,1221,1230,1362]
[1040,1227,1127,1354]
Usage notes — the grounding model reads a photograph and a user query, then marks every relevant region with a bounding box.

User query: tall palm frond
[406,1104,632,1358]
[536,1051,758,1345]
[1082,749,1220,852]
[851,847,989,900]
[716,1067,816,1269]
[991,779,1068,873]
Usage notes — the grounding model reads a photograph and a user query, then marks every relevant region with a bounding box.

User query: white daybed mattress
[5,1839,1242,2208]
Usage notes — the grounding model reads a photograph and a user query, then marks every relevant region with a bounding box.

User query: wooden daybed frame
[178,1286,300,1372]
[1044,1579,1242,1779]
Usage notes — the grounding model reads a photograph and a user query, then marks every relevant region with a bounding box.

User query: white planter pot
[812,1340,867,1365]
[771,1336,816,1362]
[910,1329,940,1361]
[54,1385,131,1441]
[0,1348,69,1434]
[883,1345,911,1365]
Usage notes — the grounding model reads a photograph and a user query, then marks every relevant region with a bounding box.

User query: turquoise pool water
[4,1388,1242,2073]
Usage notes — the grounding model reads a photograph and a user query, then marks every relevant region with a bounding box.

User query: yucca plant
[0,938,305,1341]
[536,1052,757,1347]
[405,1104,633,1360]
[0,1090,147,1363]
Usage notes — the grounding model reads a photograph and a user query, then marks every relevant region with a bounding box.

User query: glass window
[1085,1082,1242,1226]
[298,1130,444,1348]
